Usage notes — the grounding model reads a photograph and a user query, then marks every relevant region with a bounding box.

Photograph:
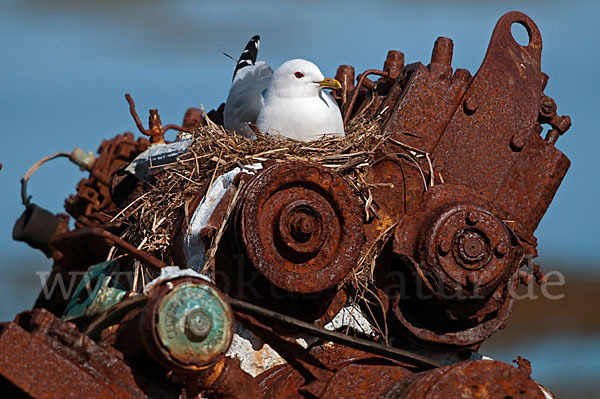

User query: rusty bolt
[494,242,508,258]
[185,308,213,342]
[463,98,478,114]
[431,36,454,67]
[539,96,556,118]
[437,240,451,256]
[510,134,525,150]
[278,200,326,256]
[466,211,479,225]
[545,129,560,145]
[455,230,487,265]
[383,50,405,80]
[290,212,317,242]
[463,237,484,259]
[553,115,572,134]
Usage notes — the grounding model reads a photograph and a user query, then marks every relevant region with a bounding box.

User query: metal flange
[238,161,363,293]
[140,277,233,373]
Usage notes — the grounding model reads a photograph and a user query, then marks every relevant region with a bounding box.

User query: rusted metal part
[65,132,149,228]
[196,357,262,399]
[13,206,70,258]
[513,355,533,376]
[387,262,519,349]
[493,129,570,243]
[379,40,472,156]
[234,310,335,394]
[237,161,364,293]
[423,12,570,248]
[125,93,190,144]
[0,308,178,398]
[52,226,167,270]
[394,185,519,298]
[382,50,405,82]
[182,107,206,132]
[432,12,544,198]
[6,11,571,398]
[343,69,390,125]
[256,344,417,399]
[321,360,413,399]
[380,359,546,399]
[387,185,520,348]
[363,155,421,242]
[229,297,440,369]
[334,65,355,109]
[538,92,571,145]
[140,276,234,373]
[359,11,570,351]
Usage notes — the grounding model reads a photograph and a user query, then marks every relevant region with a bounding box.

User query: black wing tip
[247,35,261,52]
[233,35,262,79]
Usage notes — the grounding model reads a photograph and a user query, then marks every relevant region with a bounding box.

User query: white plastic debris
[125,139,192,180]
[324,304,376,337]
[143,265,210,294]
[183,163,262,271]
[227,324,287,377]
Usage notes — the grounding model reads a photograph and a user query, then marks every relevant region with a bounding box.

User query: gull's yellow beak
[316,78,342,90]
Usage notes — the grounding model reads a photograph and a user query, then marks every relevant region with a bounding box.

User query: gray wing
[224,61,272,137]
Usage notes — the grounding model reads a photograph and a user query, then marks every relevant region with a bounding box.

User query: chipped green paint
[62,260,127,321]
[156,282,232,364]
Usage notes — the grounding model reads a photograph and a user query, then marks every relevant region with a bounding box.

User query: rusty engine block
[2,11,569,399]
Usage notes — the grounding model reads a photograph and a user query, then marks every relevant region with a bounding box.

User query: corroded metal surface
[380,359,546,399]
[387,185,520,347]
[140,276,234,373]
[0,308,177,398]
[256,344,415,399]
[65,132,149,228]
[4,10,572,399]
[237,161,364,293]
[363,11,570,350]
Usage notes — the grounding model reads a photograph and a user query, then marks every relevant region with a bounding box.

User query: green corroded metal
[156,281,232,365]
[63,260,127,321]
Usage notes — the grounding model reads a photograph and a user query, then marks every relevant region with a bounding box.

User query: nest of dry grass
[110,99,428,339]
[105,97,434,339]
[116,102,385,257]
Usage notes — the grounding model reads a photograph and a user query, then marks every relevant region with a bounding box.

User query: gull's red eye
[294,71,304,79]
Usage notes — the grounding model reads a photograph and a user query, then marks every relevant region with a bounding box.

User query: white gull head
[257,59,344,141]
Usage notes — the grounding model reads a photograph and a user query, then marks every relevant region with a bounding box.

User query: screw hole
[511,22,530,46]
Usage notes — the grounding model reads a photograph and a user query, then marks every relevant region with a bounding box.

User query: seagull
[223,35,345,141]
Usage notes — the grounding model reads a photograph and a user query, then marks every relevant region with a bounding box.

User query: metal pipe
[228,297,441,370]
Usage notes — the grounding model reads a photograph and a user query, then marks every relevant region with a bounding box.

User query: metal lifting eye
[294,71,304,79]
